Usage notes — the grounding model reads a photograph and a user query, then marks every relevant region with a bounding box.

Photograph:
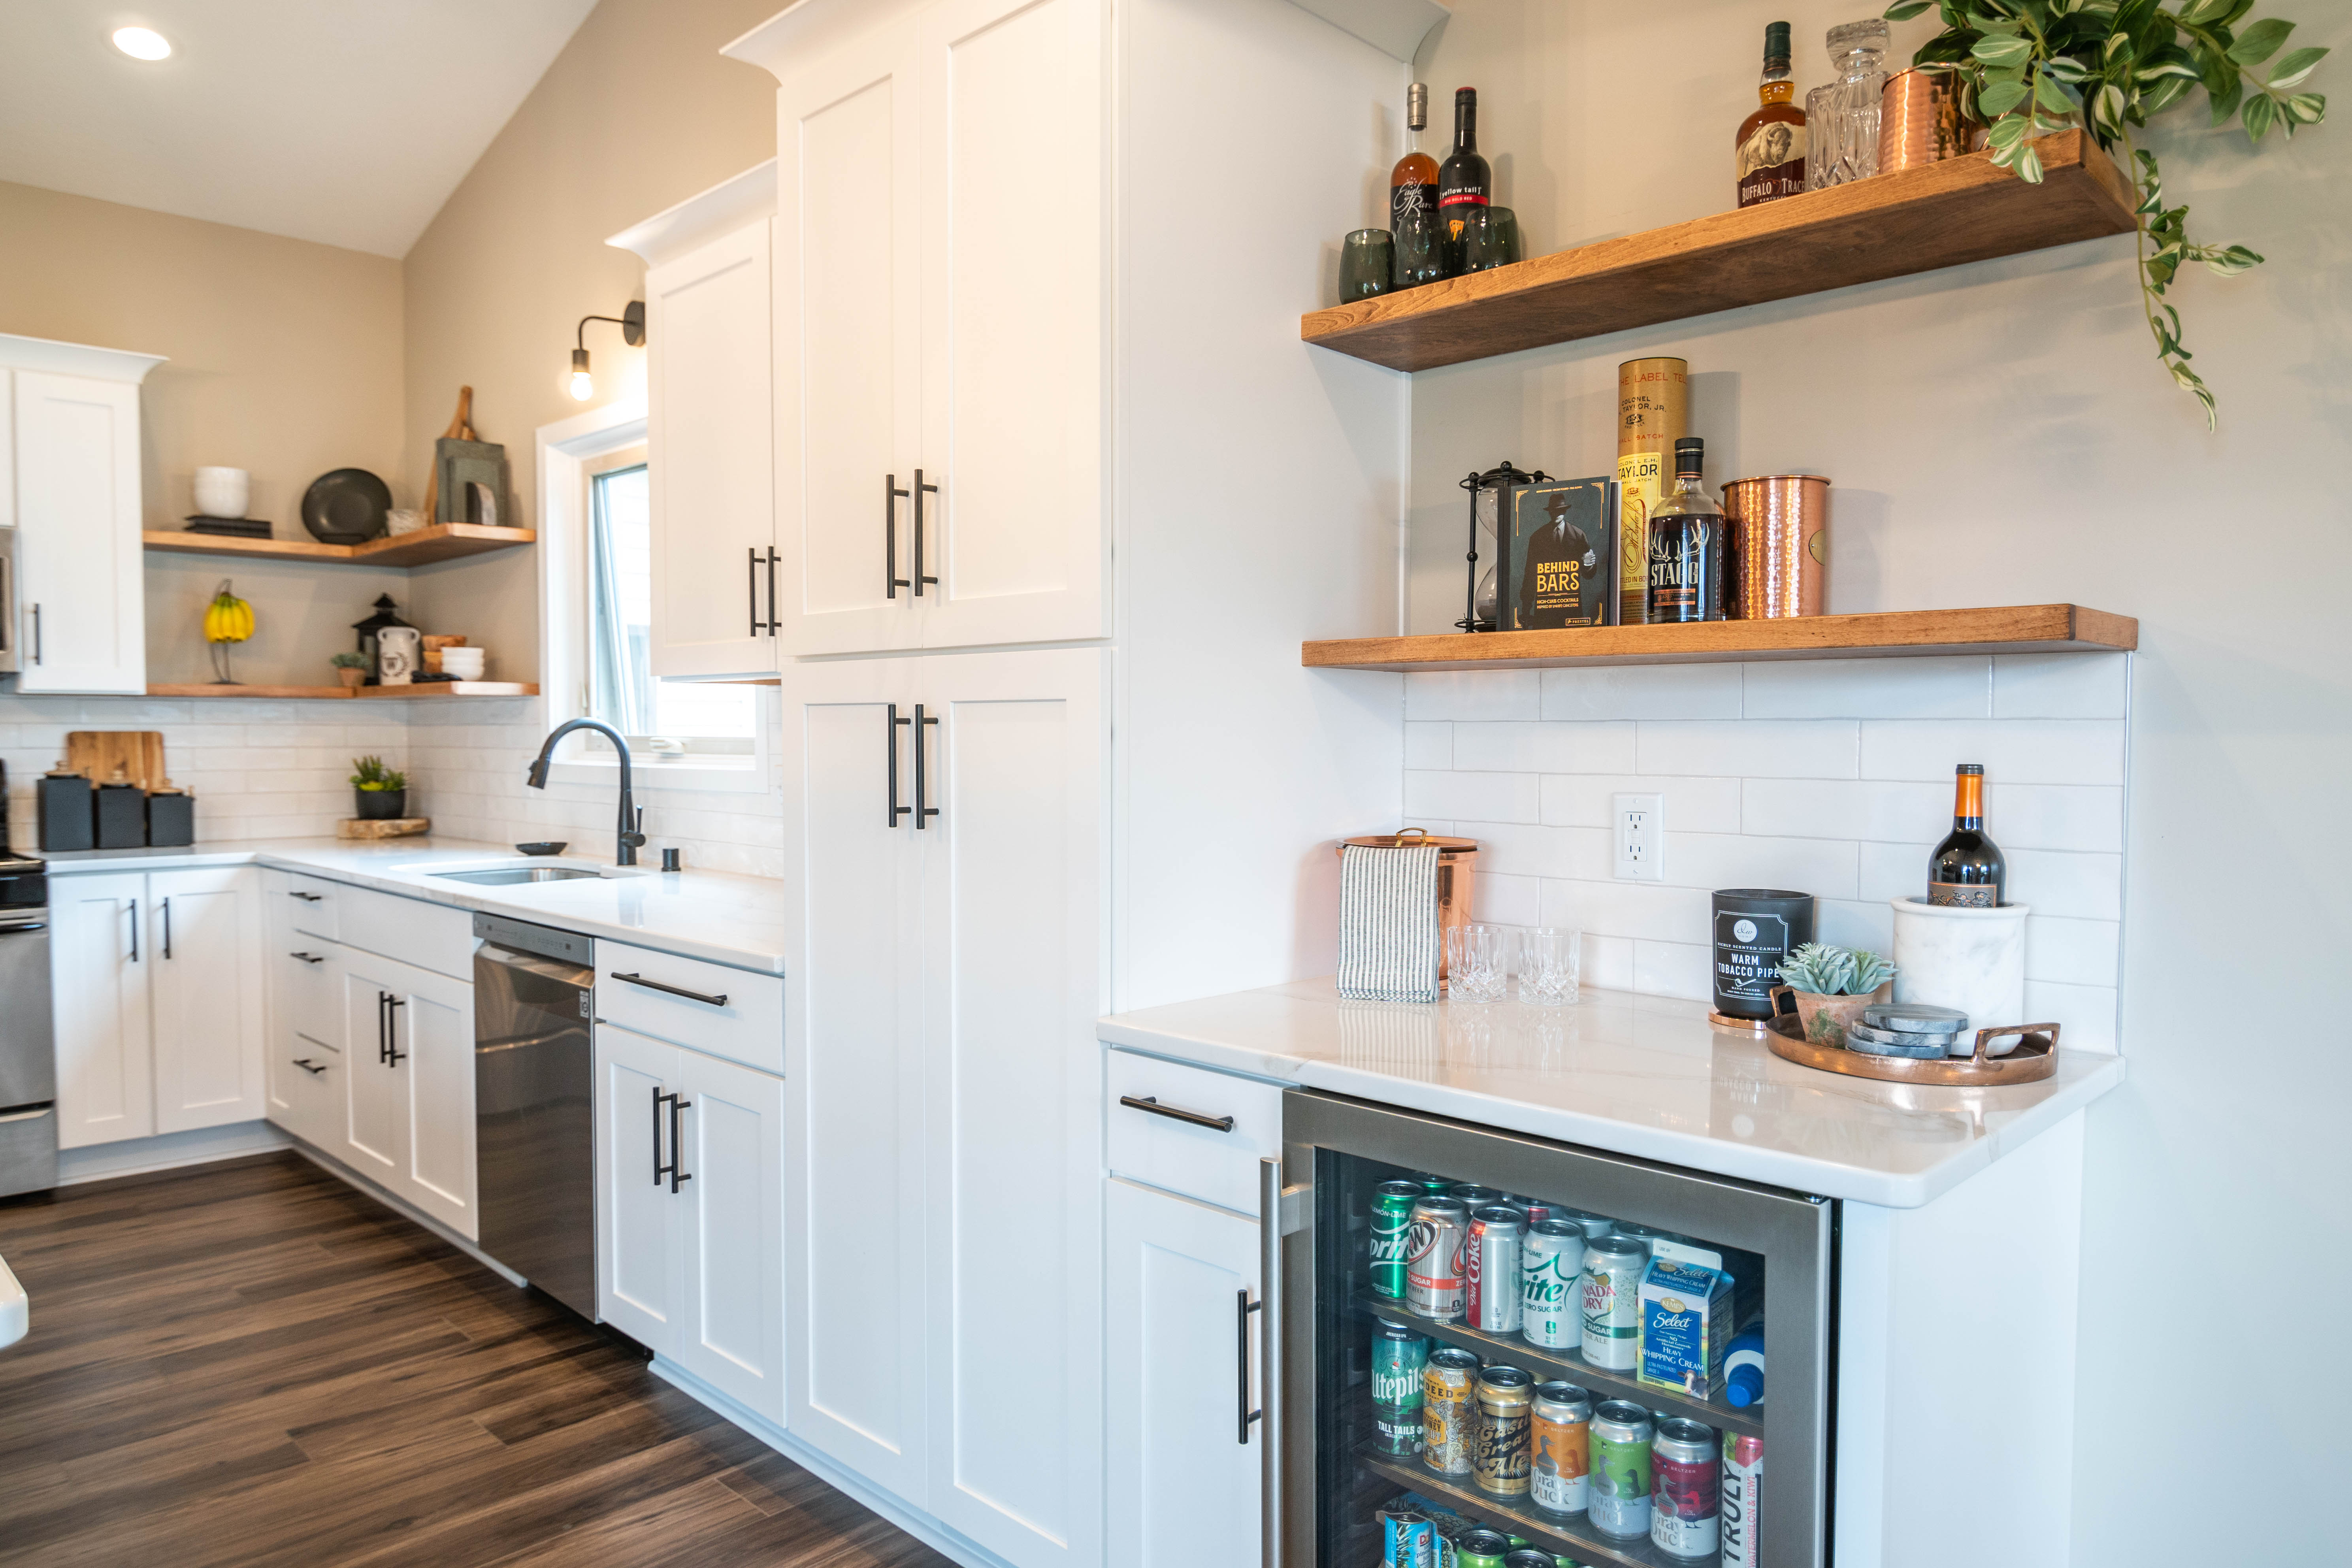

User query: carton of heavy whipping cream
[1639,1258,1736,1397]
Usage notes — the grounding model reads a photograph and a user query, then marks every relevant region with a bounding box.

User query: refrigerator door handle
[1258,1155,1282,1568]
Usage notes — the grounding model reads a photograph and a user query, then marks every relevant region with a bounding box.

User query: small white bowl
[439,647,487,680]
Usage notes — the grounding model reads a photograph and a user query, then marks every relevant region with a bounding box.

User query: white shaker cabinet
[48,873,153,1149]
[339,953,477,1240]
[147,867,264,1135]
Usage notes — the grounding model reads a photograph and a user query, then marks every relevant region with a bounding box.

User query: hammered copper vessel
[1338,828,1479,986]
[1878,66,1987,174]
[1721,476,1828,620]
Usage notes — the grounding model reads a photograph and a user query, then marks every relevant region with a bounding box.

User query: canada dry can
[1722,1432,1765,1568]
[1530,1380,1593,1516]
[1472,1364,1534,1498]
[1521,1219,1583,1349]
[1371,1180,1425,1300]
[1454,1528,1513,1568]
[1421,1347,1481,1477]
[1580,1234,1647,1370]
[1466,1205,1526,1333]
[1370,1318,1429,1455]
[1651,1417,1723,1559]
[1589,1400,1655,1539]
[1405,1198,1470,1320]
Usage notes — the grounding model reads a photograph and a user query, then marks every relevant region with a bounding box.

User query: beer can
[1405,1198,1470,1321]
[1530,1380,1593,1517]
[1502,1193,1551,1223]
[1421,1346,1481,1477]
[1472,1364,1534,1498]
[1455,1528,1513,1568]
[1466,1205,1526,1333]
[1589,1400,1655,1539]
[1521,1219,1583,1349]
[1371,1318,1430,1456]
[1371,1179,1426,1300]
[1448,1183,1504,1210]
[1722,1432,1765,1568]
[1579,1234,1647,1370]
[1651,1417,1722,1559]
[1378,1510,1442,1568]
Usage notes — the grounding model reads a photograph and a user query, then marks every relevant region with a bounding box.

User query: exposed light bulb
[569,369,595,401]
[112,26,172,60]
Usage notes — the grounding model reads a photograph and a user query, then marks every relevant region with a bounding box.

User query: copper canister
[1878,66,1988,174]
[1720,476,1827,620]
[1338,828,1479,985]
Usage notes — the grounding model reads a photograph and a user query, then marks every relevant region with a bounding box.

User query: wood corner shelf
[145,682,539,701]
[142,524,536,569]
[1302,131,2136,372]
[1302,605,2136,673]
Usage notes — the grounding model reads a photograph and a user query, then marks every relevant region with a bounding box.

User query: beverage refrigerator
[1268,1090,1834,1568]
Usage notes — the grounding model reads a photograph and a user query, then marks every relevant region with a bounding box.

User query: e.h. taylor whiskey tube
[1616,358,1688,626]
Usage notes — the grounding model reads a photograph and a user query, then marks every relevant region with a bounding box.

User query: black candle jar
[1712,888,1816,1020]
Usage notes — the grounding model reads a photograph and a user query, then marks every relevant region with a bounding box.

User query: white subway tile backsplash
[1637,720,1861,779]
[2003,848,2124,920]
[1666,831,1860,899]
[1540,774,1743,833]
[1538,878,1713,944]
[2024,980,2118,1052]
[1540,664,1741,722]
[1992,652,2129,719]
[1985,783,2125,853]
[1464,821,1614,881]
[1740,657,1990,720]
[1406,769,1540,824]
[1816,897,1894,954]
[1858,719,2125,785]
[1451,721,1637,774]
[1404,722,1452,769]
[1472,871,1542,926]
[2025,916,2121,985]
[1741,778,1947,842]
[1406,670,1542,722]
[1582,933,1636,993]
[1858,841,1933,905]
[1633,940,1711,1001]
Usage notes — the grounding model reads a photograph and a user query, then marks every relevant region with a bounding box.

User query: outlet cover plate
[1614,792,1663,880]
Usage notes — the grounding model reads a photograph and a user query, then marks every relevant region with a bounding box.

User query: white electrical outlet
[1614,792,1664,880]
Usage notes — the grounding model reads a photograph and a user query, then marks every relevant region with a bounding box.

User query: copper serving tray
[1764,1012,2061,1087]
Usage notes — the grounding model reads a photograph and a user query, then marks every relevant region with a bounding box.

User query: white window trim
[535,401,768,795]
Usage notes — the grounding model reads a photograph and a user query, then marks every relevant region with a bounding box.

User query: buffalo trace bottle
[1391,83,1438,230]
[1928,763,2006,906]
[1436,87,1491,276]
[1646,437,1729,623]
[1736,21,1809,208]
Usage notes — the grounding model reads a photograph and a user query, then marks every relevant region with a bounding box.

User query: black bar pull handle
[294,1058,328,1077]
[1118,1094,1236,1133]
[290,951,325,965]
[377,991,390,1064]
[886,704,912,826]
[747,547,760,637]
[609,971,727,1008]
[764,546,782,633]
[381,993,406,1065]
[288,890,323,903]
[30,603,40,666]
[1237,1289,1263,1444]
[161,897,172,960]
[669,1094,694,1193]
[128,898,139,963]
[914,704,940,829]
[912,470,939,595]
[885,475,912,599]
[652,1086,673,1187]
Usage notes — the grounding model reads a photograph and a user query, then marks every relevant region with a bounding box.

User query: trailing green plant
[329,651,368,669]
[1884,0,2328,426]
[1779,942,1900,997]
[349,756,408,793]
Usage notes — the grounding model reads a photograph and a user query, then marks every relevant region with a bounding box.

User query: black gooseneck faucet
[526,718,646,866]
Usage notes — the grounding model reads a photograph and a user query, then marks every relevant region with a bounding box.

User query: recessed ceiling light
[112,26,172,61]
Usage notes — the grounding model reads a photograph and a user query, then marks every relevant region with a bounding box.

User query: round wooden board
[1764,1012,2060,1087]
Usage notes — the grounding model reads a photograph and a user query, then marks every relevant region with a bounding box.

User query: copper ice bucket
[1338,828,1479,985]
[1879,66,1988,174]
[1721,475,1828,620]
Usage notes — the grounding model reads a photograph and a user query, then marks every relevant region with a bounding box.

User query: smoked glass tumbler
[1461,205,1523,271]
[1447,922,1514,1003]
[1392,209,1445,289]
[1520,927,1582,1005]
[1339,229,1395,303]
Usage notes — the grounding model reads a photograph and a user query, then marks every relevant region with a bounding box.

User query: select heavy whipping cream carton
[1638,1258,1735,1397]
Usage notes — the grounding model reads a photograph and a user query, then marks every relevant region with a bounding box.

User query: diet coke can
[1465,1205,1525,1332]
[1520,1219,1583,1349]
[1404,1197,1469,1320]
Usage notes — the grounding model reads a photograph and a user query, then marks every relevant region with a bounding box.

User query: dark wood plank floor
[0,1153,954,1568]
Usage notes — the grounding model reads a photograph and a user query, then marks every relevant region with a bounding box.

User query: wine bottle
[1436,87,1490,277]
[1928,763,2005,907]
[1391,83,1438,230]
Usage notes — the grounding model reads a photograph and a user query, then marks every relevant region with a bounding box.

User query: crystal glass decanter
[1806,19,1888,190]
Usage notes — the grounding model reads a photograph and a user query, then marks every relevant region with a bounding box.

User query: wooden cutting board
[65,731,168,792]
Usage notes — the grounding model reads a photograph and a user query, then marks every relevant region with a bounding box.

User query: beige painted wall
[399,0,783,680]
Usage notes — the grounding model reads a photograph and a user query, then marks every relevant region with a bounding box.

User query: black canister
[1711,888,1815,1019]
[95,782,147,848]
[147,790,196,848]
[37,770,95,852]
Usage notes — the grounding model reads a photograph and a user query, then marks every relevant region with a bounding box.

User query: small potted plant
[330,651,368,690]
[350,756,409,820]
[1773,942,1897,1050]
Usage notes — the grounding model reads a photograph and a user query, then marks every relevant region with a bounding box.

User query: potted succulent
[1773,942,1898,1049]
[349,756,409,820]
[330,651,368,690]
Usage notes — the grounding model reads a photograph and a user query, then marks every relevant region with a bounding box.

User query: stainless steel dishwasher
[473,913,597,1320]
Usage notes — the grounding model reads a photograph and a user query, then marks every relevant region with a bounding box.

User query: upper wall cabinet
[2,333,164,695]
[738,0,1105,657]
[610,164,782,681]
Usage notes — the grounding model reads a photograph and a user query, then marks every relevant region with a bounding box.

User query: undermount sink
[431,865,607,886]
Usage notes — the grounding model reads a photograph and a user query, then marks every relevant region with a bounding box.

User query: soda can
[1448,1183,1504,1210]
[1455,1528,1513,1568]
[1520,1219,1583,1349]
[1409,1172,1455,1195]
[1370,1318,1429,1456]
[1589,1400,1655,1539]
[1466,1205,1526,1333]
[1378,1510,1445,1568]
[1405,1198,1470,1320]
[1610,1222,1666,1259]
[1529,1380,1592,1516]
[1502,1193,1551,1223]
[1651,1417,1721,1559]
[1472,1364,1534,1497]
[1554,1208,1615,1240]
[1579,1234,1647,1370]
[1371,1179,1426,1300]
[1421,1346,1481,1476]
[1722,1432,1764,1568]
[1503,1553,1560,1568]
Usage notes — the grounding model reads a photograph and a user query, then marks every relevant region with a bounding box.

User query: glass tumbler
[1805,19,1889,190]
[1461,205,1523,272]
[1339,228,1395,303]
[1392,209,1445,289]
[1446,923,1514,1003]
[1520,928,1582,1005]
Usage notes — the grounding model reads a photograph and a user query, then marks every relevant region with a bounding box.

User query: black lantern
[352,593,414,685]
[1457,461,1547,633]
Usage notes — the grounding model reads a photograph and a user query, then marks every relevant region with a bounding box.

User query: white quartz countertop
[1097,978,2125,1208]
[41,838,792,974]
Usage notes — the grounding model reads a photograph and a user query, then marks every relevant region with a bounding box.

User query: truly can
[1405,1198,1470,1320]
[1651,1417,1722,1558]
[1371,1179,1425,1300]
[1529,1380,1593,1516]
[1503,1193,1551,1223]
[1466,1205,1526,1332]
[1579,1234,1647,1370]
[1421,1346,1481,1476]
[1722,1432,1765,1568]
[1370,1318,1429,1456]
[1449,1183,1504,1210]
[1589,1400,1655,1539]
[1520,1220,1583,1349]
[1455,1529,1513,1568]
[1472,1364,1534,1497]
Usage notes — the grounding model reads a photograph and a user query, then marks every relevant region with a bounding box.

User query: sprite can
[1370,1318,1429,1455]
[1589,1399,1655,1539]
[1521,1219,1583,1349]
[1372,1180,1424,1300]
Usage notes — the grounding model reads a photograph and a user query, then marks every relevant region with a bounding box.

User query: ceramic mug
[193,467,249,519]
[376,626,422,686]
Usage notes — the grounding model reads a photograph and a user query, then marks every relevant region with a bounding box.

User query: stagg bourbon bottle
[1736,21,1809,208]
[1391,83,1439,231]
[1646,437,1729,623]
[1436,87,1491,277]
[1928,764,2007,906]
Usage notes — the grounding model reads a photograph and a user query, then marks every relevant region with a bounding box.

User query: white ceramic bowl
[439,647,486,680]
[193,466,249,519]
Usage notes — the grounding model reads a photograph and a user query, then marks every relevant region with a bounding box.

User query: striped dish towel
[1336,841,1441,1003]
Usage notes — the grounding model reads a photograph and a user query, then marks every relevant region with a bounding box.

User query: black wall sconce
[570,301,647,401]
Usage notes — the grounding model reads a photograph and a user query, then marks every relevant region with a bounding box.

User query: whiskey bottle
[1735,21,1808,209]
[1646,437,1729,624]
[1436,87,1491,277]
[1928,764,2006,906]
[1391,83,1438,231]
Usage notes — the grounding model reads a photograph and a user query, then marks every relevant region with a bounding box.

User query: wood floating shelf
[1304,605,2136,673]
[1301,131,2135,372]
[145,682,538,700]
[142,524,536,569]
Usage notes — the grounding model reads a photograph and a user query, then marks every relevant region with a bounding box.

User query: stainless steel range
[0,761,54,1198]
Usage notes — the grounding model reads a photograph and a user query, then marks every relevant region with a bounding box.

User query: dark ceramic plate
[514,841,568,857]
[302,467,392,543]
